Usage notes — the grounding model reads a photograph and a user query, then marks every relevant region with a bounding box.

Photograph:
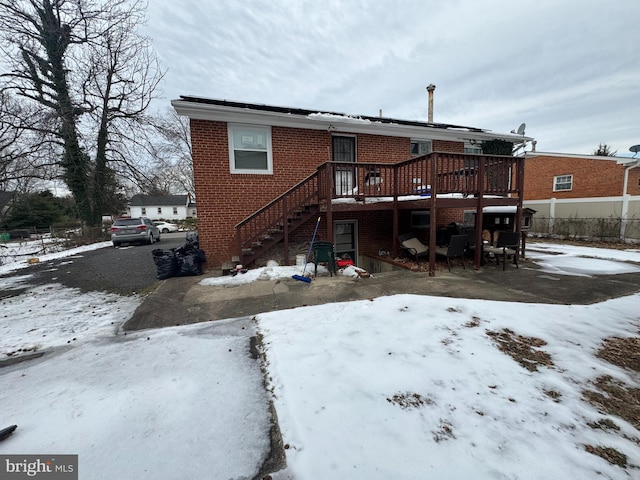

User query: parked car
[154,221,179,233]
[110,217,160,247]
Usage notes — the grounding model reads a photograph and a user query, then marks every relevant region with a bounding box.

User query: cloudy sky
[144,0,640,156]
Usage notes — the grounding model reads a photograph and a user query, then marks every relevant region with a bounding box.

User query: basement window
[553,174,573,192]
[228,124,273,174]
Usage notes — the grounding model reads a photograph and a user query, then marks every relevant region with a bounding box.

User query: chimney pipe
[426,84,436,123]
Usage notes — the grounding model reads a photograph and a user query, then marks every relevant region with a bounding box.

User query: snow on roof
[483,206,517,213]
[307,112,373,124]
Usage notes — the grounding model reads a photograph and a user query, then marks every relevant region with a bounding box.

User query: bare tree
[0,91,59,193]
[145,109,194,197]
[0,0,164,225]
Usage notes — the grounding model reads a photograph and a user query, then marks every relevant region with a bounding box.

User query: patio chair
[398,232,429,263]
[434,234,468,271]
[465,228,477,256]
[484,231,520,270]
[312,241,336,277]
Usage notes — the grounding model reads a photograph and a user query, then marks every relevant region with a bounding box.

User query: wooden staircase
[236,171,321,267]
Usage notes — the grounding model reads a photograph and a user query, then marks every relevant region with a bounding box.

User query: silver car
[111,217,160,247]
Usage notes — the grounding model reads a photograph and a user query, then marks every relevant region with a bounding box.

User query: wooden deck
[237,151,525,274]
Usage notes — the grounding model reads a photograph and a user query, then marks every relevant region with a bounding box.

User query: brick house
[523,152,640,241]
[171,97,532,274]
[128,194,196,221]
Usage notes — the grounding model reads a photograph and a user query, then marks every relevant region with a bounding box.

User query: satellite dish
[516,123,526,135]
[629,144,640,153]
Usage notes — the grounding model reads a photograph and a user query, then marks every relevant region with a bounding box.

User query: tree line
[0,0,193,230]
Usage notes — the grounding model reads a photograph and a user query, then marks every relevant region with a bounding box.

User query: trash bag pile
[152,237,206,280]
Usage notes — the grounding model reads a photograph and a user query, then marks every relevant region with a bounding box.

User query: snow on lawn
[0,238,112,276]
[527,242,640,263]
[0,321,272,480]
[258,293,640,479]
[526,242,640,277]
[0,274,140,357]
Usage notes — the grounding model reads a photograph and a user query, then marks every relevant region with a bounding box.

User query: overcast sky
[144,0,640,156]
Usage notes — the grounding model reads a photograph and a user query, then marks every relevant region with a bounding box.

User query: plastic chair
[312,241,336,277]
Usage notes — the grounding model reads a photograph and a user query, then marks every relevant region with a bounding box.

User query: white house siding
[524,196,640,242]
[129,205,189,221]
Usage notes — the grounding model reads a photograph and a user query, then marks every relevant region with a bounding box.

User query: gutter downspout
[621,160,640,240]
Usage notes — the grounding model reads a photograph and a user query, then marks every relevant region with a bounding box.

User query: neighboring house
[171,96,533,273]
[128,194,196,221]
[523,152,640,241]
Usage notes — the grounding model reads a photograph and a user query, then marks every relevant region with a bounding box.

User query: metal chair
[312,241,336,277]
[398,233,429,263]
[435,234,468,271]
[484,231,520,270]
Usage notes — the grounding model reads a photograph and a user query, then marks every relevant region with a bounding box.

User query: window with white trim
[464,142,483,154]
[228,124,273,174]
[553,174,573,191]
[410,140,432,156]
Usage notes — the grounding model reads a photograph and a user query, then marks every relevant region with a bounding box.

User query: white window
[410,140,432,156]
[228,124,273,174]
[464,143,483,154]
[553,174,573,192]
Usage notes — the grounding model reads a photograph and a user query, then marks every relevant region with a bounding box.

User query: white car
[154,221,179,233]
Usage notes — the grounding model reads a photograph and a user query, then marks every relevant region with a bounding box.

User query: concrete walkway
[124,260,640,331]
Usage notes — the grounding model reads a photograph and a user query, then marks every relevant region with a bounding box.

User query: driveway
[16,232,187,295]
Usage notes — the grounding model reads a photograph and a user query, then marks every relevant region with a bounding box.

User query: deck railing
[236,171,319,254]
[236,152,523,261]
[320,152,521,201]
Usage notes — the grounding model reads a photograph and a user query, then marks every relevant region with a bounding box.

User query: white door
[332,136,356,195]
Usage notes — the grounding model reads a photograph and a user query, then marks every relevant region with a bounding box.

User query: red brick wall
[436,208,465,225]
[630,168,640,195]
[433,140,465,153]
[524,155,628,200]
[292,211,396,257]
[191,119,417,266]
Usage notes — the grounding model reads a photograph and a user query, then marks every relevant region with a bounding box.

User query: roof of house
[172,96,534,145]
[130,194,189,206]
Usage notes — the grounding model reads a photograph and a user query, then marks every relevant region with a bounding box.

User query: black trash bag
[175,251,202,276]
[152,249,179,280]
[185,231,199,246]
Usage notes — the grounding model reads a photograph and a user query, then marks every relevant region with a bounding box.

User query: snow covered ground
[1,239,639,479]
